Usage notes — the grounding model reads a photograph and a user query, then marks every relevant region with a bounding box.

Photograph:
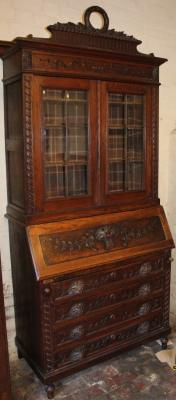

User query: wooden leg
[45,384,55,399]
[161,337,168,350]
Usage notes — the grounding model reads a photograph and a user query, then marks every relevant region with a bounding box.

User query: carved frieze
[30,53,158,82]
[40,216,165,266]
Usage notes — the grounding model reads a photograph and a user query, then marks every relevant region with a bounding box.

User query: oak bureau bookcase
[0,6,174,399]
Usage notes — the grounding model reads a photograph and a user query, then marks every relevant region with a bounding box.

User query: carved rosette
[137,321,149,335]
[139,262,152,275]
[23,75,35,214]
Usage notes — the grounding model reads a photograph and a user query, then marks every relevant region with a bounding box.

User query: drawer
[50,254,165,301]
[53,313,163,369]
[53,294,163,347]
[53,276,163,322]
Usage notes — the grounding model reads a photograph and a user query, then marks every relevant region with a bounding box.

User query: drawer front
[54,295,163,347]
[41,251,171,373]
[53,313,163,369]
[50,255,164,301]
[53,276,163,322]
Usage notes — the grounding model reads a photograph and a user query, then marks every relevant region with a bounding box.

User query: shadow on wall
[167,127,176,328]
[167,126,176,237]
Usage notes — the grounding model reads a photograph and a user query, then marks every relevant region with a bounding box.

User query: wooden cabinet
[0,256,12,400]
[0,5,174,399]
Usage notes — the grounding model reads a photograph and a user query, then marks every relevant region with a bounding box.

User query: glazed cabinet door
[33,76,98,213]
[100,82,153,207]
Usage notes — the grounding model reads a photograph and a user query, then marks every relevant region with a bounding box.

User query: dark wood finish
[0,41,11,57]
[0,6,174,399]
[0,256,12,400]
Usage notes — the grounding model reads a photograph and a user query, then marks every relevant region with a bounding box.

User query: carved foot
[161,337,168,350]
[45,384,55,399]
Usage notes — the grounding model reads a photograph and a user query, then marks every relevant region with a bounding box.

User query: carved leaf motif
[138,283,151,296]
[40,216,165,266]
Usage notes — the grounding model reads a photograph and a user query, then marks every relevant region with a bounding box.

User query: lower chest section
[40,250,171,374]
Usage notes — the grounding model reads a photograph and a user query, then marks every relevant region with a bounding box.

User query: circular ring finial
[84,6,109,32]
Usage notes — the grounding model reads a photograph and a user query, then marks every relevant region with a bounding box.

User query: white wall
[0,0,176,358]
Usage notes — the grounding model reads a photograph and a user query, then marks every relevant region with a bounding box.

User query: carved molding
[22,51,32,69]
[42,292,54,371]
[23,75,35,214]
[32,54,157,82]
[163,252,171,328]
[40,216,165,266]
[152,86,159,198]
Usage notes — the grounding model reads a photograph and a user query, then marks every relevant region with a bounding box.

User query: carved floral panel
[39,216,165,265]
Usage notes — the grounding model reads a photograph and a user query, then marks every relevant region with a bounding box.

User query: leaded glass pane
[42,88,88,199]
[108,92,145,192]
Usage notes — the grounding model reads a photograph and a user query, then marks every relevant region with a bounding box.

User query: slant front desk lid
[27,206,174,280]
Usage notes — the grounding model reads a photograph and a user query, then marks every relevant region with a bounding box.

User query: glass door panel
[42,89,88,199]
[108,92,144,192]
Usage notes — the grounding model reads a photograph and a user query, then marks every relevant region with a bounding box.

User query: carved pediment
[0,6,167,62]
[47,6,142,55]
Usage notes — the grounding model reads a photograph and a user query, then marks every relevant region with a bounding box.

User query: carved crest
[47,5,143,55]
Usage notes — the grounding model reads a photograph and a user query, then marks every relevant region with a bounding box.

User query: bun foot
[161,337,168,350]
[45,384,55,399]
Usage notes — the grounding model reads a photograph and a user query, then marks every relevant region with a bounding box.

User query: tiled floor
[11,339,176,400]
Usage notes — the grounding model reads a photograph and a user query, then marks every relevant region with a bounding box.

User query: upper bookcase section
[0,5,167,66]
